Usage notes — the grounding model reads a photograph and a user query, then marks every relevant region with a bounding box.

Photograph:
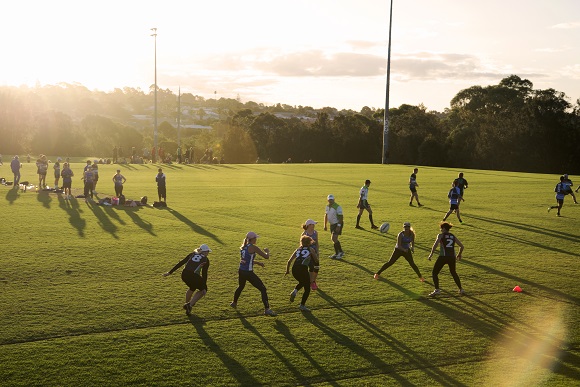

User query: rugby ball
[379,222,390,233]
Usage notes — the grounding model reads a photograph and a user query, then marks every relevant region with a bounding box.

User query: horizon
[1,0,579,112]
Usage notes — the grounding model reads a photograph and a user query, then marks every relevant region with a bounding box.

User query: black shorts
[62,181,72,189]
[330,223,342,235]
[158,186,166,199]
[181,270,206,291]
[410,186,417,193]
[449,203,459,210]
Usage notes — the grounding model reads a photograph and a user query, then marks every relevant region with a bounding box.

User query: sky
[1,0,579,112]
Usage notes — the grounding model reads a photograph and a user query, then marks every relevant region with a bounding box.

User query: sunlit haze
[1,0,579,111]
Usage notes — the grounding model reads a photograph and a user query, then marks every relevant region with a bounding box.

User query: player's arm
[201,260,209,285]
[250,245,270,259]
[428,234,442,260]
[455,238,464,260]
[163,254,190,276]
[324,212,328,231]
[285,251,296,275]
[337,207,344,229]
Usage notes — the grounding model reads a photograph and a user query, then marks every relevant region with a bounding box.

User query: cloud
[551,21,580,29]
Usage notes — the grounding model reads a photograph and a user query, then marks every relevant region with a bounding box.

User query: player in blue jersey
[356,180,379,230]
[163,244,211,315]
[301,219,320,290]
[374,222,424,282]
[443,180,464,223]
[286,235,318,312]
[427,222,465,297]
[231,232,277,316]
[548,176,568,216]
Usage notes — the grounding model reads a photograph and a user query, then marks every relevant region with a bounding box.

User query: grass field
[0,162,579,386]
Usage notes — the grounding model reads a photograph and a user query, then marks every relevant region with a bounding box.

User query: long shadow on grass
[166,208,223,245]
[273,320,339,386]
[234,312,317,385]
[420,296,580,380]
[463,260,580,305]
[465,214,580,245]
[118,207,156,236]
[315,290,466,386]
[189,315,262,386]
[57,195,87,237]
[36,190,52,209]
[5,186,20,204]
[85,200,119,239]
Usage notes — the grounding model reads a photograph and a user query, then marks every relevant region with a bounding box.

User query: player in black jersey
[163,244,211,315]
[427,222,464,297]
[285,236,318,312]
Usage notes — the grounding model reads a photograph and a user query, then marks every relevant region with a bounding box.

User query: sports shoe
[290,290,297,302]
[335,252,344,259]
[299,304,310,312]
[548,207,552,212]
[229,301,237,308]
[373,273,380,280]
[355,225,363,229]
[409,202,414,206]
[371,225,379,230]
[418,203,423,207]
[428,289,441,297]
[310,282,318,290]
[264,309,277,317]
[419,277,425,282]
[183,303,192,316]
[329,254,337,259]
[459,289,465,295]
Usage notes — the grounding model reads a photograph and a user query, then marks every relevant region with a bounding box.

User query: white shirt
[325,203,343,225]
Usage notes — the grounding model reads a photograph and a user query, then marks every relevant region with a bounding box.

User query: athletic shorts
[359,200,371,210]
[181,270,206,291]
[330,223,342,235]
[158,186,167,199]
[62,181,72,189]
[449,203,459,210]
[409,186,417,193]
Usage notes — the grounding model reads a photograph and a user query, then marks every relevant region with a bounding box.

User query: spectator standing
[61,162,74,199]
[11,155,21,187]
[91,161,99,194]
[36,155,48,188]
[83,163,94,201]
[112,169,127,197]
[53,158,62,189]
[156,168,166,203]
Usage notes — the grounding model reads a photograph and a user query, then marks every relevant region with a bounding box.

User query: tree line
[0,76,578,173]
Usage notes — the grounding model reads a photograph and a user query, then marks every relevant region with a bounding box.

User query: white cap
[246,231,259,239]
[305,219,317,226]
[198,244,212,252]
[327,194,335,200]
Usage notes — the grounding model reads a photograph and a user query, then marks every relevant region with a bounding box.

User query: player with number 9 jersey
[286,236,318,311]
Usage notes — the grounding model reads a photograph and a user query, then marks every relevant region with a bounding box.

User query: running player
[163,244,211,315]
[443,180,464,223]
[562,174,578,204]
[374,222,424,282]
[453,172,468,197]
[427,222,465,296]
[356,179,379,230]
[286,236,318,312]
[231,232,277,316]
[548,176,567,216]
[301,219,320,290]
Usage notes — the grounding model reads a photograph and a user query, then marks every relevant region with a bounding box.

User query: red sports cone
[513,285,522,292]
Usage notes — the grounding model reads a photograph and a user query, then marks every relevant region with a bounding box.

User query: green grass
[0,162,578,386]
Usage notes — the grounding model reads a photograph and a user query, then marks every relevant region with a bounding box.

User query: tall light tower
[382,0,393,164]
[151,28,158,163]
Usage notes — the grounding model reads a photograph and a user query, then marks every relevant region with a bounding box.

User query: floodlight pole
[382,0,393,164]
[177,86,181,147]
[151,28,158,163]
